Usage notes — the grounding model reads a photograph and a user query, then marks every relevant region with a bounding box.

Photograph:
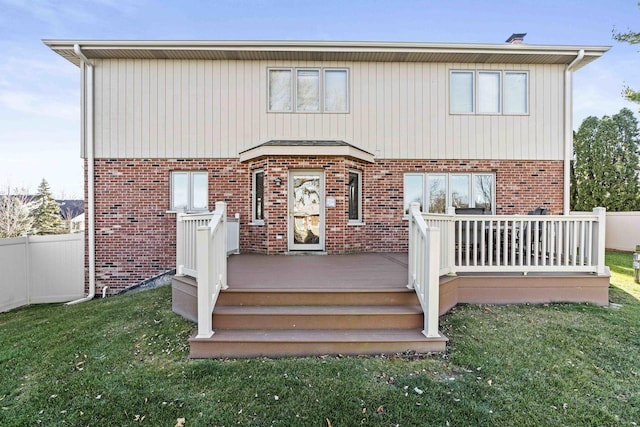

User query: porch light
[274,177,282,186]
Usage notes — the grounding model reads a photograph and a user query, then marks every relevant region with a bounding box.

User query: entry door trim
[288,170,325,251]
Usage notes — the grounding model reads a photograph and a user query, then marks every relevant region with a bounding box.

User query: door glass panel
[292,175,321,245]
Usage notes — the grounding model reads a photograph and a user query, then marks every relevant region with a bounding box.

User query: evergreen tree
[613,6,640,107]
[573,108,640,211]
[0,189,34,238]
[32,179,63,235]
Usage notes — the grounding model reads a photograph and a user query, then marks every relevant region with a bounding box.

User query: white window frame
[323,68,350,113]
[348,169,363,224]
[267,68,293,112]
[170,171,208,212]
[503,71,529,115]
[404,172,496,216]
[450,69,529,116]
[268,67,349,113]
[252,169,265,224]
[449,70,475,114]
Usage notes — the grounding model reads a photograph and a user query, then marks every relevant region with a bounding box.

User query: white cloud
[0,90,79,120]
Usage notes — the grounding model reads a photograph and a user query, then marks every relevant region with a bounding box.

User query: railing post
[175,212,185,276]
[446,207,456,275]
[216,201,228,290]
[196,224,213,339]
[423,227,440,338]
[592,207,606,275]
[407,203,420,289]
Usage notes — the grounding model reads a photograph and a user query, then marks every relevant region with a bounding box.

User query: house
[45,37,611,357]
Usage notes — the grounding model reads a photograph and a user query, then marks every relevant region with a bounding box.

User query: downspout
[563,49,585,214]
[67,44,96,305]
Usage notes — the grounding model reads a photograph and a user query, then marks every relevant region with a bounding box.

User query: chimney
[506,33,527,44]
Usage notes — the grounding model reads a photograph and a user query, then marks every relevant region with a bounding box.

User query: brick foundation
[87,158,563,293]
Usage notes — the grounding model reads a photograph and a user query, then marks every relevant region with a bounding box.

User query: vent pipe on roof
[506,33,527,44]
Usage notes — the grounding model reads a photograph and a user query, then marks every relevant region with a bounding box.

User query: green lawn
[1,253,639,426]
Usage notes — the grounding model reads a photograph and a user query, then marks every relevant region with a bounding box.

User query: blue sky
[1,0,639,198]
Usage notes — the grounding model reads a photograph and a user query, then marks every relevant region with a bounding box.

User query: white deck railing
[176,210,239,277]
[408,203,440,338]
[195,202,228,338]
[421,207,607,276]
[175,203,238,338]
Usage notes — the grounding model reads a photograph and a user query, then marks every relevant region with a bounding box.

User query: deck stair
[188,286,448,358]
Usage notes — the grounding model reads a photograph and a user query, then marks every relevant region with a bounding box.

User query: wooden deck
[172,252,609,358]
[227,252,408,290]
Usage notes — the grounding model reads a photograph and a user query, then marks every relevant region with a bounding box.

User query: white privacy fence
[603,212,640,251]
[422,207,607,276]
[0,234,84,313]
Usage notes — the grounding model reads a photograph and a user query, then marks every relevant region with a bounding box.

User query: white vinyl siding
[92,59,564,161]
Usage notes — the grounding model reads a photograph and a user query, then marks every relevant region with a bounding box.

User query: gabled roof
[43,40,610,70]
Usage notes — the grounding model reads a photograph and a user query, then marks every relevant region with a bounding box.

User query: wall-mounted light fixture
[274,177,282,186]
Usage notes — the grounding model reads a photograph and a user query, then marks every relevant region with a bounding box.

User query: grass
[1,253,639,426]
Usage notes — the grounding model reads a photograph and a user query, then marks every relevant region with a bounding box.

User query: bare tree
[0,187,34,238]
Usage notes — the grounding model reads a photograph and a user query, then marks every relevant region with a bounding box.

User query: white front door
[289,170,324,251]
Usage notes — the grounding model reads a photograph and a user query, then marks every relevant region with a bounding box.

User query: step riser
[189,339,446,358]
[217,291,419,307]
[212,313,423,330]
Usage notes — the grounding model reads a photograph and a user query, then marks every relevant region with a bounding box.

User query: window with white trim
[348,170,362,222]
[268,68,349,113]
[450,70,528,115]
[404,173,495,214]
[252,169,264,222]
[170,171,208,212]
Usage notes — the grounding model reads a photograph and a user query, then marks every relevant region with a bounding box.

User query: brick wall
[87,158,563,293]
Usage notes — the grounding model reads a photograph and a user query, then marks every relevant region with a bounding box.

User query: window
[450,71,474,113]
[268,68,349,113]
[504,72,528,114]
[171,171,208,212]
[477,71,501,114]
[296,69,320,112]
[252,170,264,222]
[324,69,348,112]
[348,170,362,222]
[404,173,495,214]
[450,70,528,115]
[268,69,292,112]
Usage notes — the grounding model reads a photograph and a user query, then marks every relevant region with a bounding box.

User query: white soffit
[43,40,610,70]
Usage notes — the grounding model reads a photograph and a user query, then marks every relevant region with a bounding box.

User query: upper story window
[170,171,208,212]
[450,70,528,115]
[268,68,349,113]
[403,173,495,215]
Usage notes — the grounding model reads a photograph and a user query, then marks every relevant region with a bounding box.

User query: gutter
[66,44,96,305]
[563,49,584,215]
